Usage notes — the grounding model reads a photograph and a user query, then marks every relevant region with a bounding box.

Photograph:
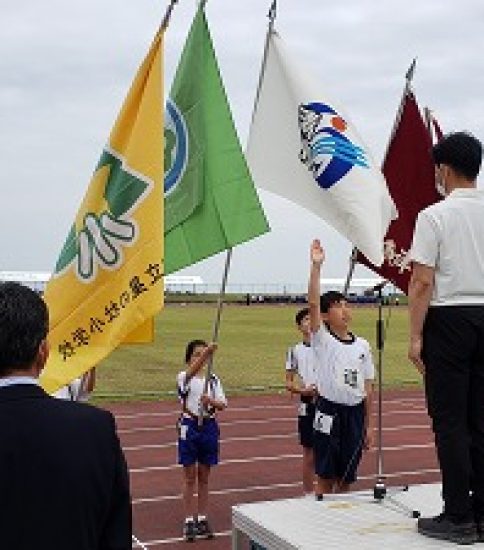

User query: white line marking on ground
[117,398,426,421]
[131,530,232,547]
[118,411,427,435]
[122,424,431,452]
[132,468,440,506]
[128,443,434,474]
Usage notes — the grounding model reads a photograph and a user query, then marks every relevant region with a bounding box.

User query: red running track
[105,389,439,549]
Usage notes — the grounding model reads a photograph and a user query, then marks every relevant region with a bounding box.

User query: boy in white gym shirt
[177,339,227,542]
[285,307,317,495]
[308,239,375,498]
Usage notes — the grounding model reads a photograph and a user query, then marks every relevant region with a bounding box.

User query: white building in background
[0,271,396,296]
[0,271,204,294]
[320,277,396,296]
[0,271,51,293]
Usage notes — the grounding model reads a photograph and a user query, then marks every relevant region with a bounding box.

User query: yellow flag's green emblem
[54,148,152,282]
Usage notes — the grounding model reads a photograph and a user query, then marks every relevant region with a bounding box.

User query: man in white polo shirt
[408,132,484,545]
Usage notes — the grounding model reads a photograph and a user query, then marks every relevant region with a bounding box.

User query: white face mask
[435,177,446,197]
[435,166,447,197]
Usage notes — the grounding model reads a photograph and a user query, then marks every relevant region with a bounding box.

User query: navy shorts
[298,399,316,449]
[313,397,365,484]
[177,417,219,467]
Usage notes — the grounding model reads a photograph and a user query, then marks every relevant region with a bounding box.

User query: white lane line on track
[131,530,232,547]
[129,443,434,474]
[118,410,427,435]
[122,424,431,452]
[132,468,440,505]
[118,417,294,434]
[123,432,298,452]
[117,397,426,421]
[119,405,294,420]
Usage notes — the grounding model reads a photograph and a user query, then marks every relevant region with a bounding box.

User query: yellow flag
[41,31,164,394]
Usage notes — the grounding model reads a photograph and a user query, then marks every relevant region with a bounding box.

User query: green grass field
[94,303,422,401]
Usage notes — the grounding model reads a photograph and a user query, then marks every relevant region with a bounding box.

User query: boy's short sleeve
[285,347,297,372]
[177,371,189,401]
[212,375,227,406]
[362,340,375,381]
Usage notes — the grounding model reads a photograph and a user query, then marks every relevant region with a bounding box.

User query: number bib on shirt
[336,367,362,392]
[313,410,334,434]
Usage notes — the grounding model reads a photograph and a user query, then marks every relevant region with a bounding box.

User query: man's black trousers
[423,305,484,522]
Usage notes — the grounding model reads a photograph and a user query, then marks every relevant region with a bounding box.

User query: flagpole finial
[405,58,417,84]
[268,0,277,29]
[160,0,179,31]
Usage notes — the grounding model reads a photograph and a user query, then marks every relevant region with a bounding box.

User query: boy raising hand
[309,239,375,498]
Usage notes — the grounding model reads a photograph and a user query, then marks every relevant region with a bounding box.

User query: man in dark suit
[0,282,132,549]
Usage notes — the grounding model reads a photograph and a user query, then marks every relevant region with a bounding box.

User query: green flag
[163,6,269,275]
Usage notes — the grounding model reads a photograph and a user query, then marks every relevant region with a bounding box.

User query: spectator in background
[54,367,96,401]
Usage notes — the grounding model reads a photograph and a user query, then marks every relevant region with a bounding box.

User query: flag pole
[381,58,416,165]
[198,0,271,419]
[249,1,277,129]
[343,247,358,296]
[160,0,180,31]
[341,59,417,294]
[131,3,177,547]
[199,248,233,422]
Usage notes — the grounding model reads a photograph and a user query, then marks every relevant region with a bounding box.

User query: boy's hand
[206,342,218,355]
[201,394,212,407]
[300,384,317,397]
[310,239,325,265]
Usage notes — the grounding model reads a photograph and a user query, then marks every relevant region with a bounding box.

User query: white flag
[247,31,397,266]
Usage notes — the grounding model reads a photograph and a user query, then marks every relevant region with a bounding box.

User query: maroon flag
[357,92,442,293]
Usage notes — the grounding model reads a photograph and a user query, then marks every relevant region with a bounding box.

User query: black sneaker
[183,520,196,543]
[417,513,478,545]
[196,518,215,539]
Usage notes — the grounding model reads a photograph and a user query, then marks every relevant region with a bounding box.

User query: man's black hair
[0,282,49,375]
[433,132,482,181]
[185,339,208,364]
[295,307,310,326]
[320,291,345,313]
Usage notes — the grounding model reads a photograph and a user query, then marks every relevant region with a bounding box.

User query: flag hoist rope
[196,0,222,423]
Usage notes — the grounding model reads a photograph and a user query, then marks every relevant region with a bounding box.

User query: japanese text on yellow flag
[41,31,164,394]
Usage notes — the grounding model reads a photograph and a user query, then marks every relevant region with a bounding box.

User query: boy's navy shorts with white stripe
[313,397,365,484]
[298,398,316,449]
[177,417,219,466]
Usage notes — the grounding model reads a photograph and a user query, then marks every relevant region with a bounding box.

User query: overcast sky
[1,0,483,291]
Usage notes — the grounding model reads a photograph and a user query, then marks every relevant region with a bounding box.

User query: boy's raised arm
[185,343,217,382]
[308,239,325,333]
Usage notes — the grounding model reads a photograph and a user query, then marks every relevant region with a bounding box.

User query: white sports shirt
[285,342,315,388]
[310,325,374,406]
[53,377,90,402]
[177,371,227,417]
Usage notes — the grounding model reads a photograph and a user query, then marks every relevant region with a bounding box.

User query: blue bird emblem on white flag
[298,102,369,189]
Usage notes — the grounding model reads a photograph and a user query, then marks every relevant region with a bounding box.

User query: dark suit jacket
[0,383,132,550]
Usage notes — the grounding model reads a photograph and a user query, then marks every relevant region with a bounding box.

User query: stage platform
[232,483,484,549]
